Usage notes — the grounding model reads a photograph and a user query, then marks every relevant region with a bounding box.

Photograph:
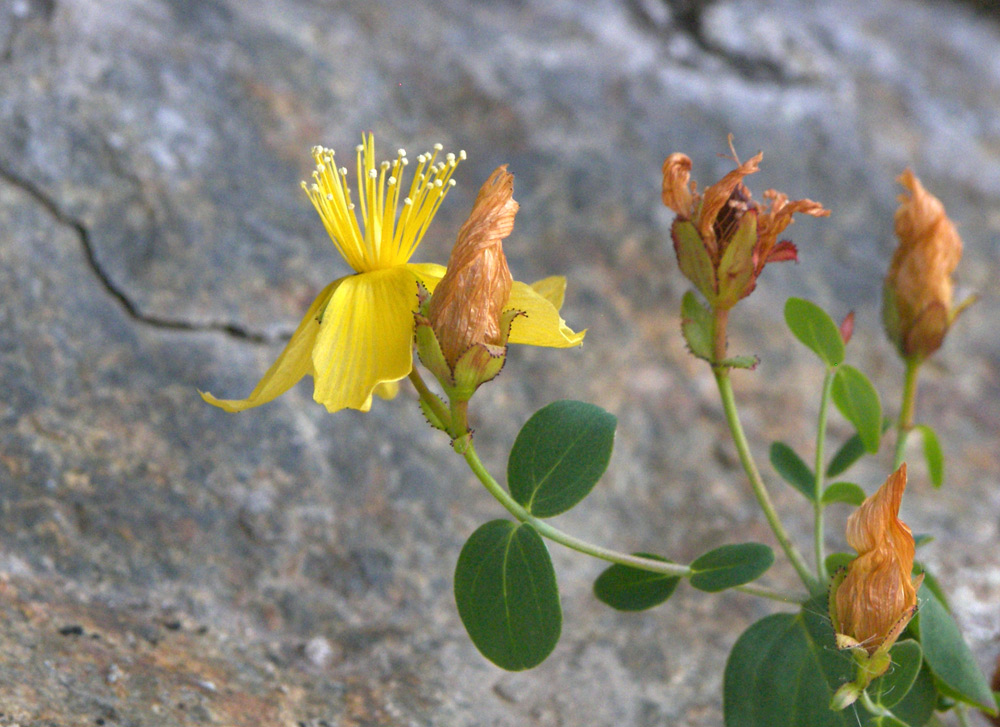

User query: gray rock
[1,0,998,724]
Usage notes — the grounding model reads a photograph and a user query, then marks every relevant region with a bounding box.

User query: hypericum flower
[201,134,583,414]
[883,169,965,361]
[831,464,921,658]
[662,140,829,310]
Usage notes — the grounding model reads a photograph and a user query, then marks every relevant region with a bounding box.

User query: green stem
[893,357,921,469]
[714,369,820,593]
[813,368,835,583]
[955,705,972,727]
[462,439,690,577]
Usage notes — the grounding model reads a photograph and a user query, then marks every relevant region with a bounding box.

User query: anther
[398,148,406,157]
[356,144,364,152]
[459,150,467,160]
[368,169,378,179]
[404,197,413,206]
[433,143,443,150]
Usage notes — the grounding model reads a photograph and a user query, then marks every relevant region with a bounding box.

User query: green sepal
[715,209,758,310]
[413,288,454,389]
[418,394,449,432]
[672,219,717,305]
[680,290,715,361]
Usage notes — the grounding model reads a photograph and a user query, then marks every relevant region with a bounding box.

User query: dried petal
[884,169,963,359]
[697,151,762,252]
[661,153,698,217]
[834,465,920,655]
[756,190,829,273]
[428,166,517,367]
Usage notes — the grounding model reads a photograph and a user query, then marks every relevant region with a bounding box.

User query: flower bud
[831,465,921,660]
[883,169,963,361]
[662,140,828,310]
[415,167,523,404]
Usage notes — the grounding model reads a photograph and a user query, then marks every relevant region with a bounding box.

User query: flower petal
[200,280,340,412]
[529,275,566,310]
[505,278,585,347]
[311,267,420,412]
[406,262,447,293]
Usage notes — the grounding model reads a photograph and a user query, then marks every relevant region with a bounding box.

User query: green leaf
[784,297,845,367]
[890,664,937,727]
[825,552,855,574]
[915,584,996,713]
[593,553,681,611]
[769,442,816,501]
[453,520,561,671]
[680,291,715,362]
[832,365,883,454]
[724,602,853,727]
[822,482,867,506]
[689,543,774,593]
[508,400,617,518]
[913,562,949,612]
[870,640,922,709]
[914,425,944,488]
[913,534,935,549]
[870,717,909,727]
[826,420,892,477]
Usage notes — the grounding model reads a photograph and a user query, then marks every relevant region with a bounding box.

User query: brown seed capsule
[883,169,963,360]
[427,166,517,368]
[834,465,921,655]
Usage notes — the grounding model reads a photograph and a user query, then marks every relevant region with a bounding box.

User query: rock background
[1,0,999,724]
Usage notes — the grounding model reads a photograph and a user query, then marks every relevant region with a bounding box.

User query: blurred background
[1,0,998,724]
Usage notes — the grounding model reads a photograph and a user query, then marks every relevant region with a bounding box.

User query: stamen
[433,143,443,150]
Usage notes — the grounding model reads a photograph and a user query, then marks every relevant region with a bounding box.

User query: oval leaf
[769,442,816,501]
[508,400,617,518]
[915,584,996,713]
[915,424,944,488]
[822,481,867,506]
[724,604,853,727]
[689,543,774,593]
[826,419,892,477]
[454,520,561,671]
[870,639,922,709]
[784,297,845,367]
[832,365,883,454]
[593,553,681,612]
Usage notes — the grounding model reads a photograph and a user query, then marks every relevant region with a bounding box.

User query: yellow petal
[506,278,585,348]
[374,381,400,400]
[406,262,447,293]
[311,267,421,412]
[200,280,341,412]
[529,275,566,310]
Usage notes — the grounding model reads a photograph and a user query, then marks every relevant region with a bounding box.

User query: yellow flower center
[302,133,465,272]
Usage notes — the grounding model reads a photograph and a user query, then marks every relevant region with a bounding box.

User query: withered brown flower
[427,166,517,367]
[833,464,922,656]
[883,169,964,360]
[662,141,828,310]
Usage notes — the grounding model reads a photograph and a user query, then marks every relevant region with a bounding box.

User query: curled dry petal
[884,169,963,359]
[697,151,762,251]
[428,166,517,367]
[662,153,697,217]
[756,190,829,273]
[835,464,920,655]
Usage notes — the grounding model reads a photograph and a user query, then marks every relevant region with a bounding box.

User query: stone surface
[1,0,999,724]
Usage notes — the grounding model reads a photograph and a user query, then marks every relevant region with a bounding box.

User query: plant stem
[714,369,820,593]
[893,357,921,469]
[461,438,690,577]
[858,690,892,718]
[813,368,835,583]
[408,369,449,424]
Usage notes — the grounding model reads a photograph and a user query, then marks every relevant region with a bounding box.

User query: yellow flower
[883,169,964,361]
[832,464,922,656]
[201,134,584,414]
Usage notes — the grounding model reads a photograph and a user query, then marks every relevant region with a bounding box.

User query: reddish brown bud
[839,311,855,345]
[427,166,516,368]
[833,465,921,656]
[883,169,963,360]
